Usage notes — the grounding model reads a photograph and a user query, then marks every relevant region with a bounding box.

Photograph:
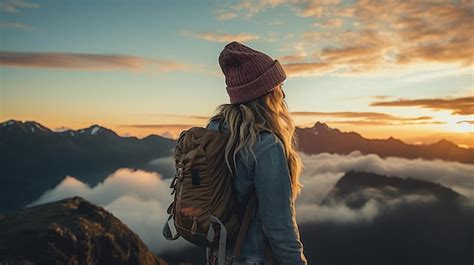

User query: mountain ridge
[0,196,167,265]
[296,121,474,164]
[2,119,469,149]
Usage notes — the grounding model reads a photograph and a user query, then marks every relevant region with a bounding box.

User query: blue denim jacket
[206,119,307,265]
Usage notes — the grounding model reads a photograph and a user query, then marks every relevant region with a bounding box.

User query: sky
[0,0,472,147]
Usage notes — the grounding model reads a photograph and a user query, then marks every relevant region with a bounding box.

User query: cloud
[457,120,474,125]
[28,168,194,254]
[53,126,73,132]
[28,151,474,253]
[214,9,238,20]
[277,52,309,63]
[181,30,259,43]
[229,0,287,17]
[297,151,474,204]
[119,124,197,129]
[291,111,432,120]
[143,113,210,121]
[297,193,438,224]
[320,120,445,126]
[0,0,38,13]
[295,151,474,223]
[313,18,343,28]
[282,62,334,77]
[0,21,32,30]
[158,131,176,139]
[370,96,474,115]
[148,156,176,179]
[0,51,195,73]
[118,114,212,139]
[224,0,473,75]
[290,111,443,125]
[118,123,202,139]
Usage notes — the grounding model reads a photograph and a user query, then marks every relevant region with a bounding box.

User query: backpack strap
[232,191,278,265]
[264,238,278,264]
[232,191,257,257]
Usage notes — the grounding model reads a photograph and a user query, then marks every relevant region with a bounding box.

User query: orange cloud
[230,0,286,17]
[290,110,445,126]
[370,96,474,115]
[277,52,309,63]
[313,18,343,28]
[321,120,445,126]
[282,62,334,77]
[457,120,474,125]
[214,9,238,20]
[119,124,196,129]
[224,0,473,75]
[0,51,194,73]
[182,30,259,43]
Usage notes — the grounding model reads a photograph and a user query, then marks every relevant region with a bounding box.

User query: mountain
[296,121,474,164]
[0,196,167,265]
[294,170,474,265]
[1,119,53,136]
[321,170,464,208]
[0,119,177,213]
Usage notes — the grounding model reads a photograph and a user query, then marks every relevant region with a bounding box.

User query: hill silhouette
[296,121,473,164]
[0,196,167,265]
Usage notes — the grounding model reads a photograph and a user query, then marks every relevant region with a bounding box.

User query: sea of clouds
[29,151,474,254]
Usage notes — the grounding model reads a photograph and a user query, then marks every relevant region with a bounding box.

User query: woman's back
[206,119,307,265]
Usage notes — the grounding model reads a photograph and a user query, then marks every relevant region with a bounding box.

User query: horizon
[1,0,473,148]
[1,118,470,149]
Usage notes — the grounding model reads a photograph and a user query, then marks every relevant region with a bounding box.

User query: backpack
[162,125,277,265]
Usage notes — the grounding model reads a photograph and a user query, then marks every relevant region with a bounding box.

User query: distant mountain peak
[88,124,103,135]
[314,121,331,130]
[387,136,403,143]
[1,119,20,127]
[0,119,52,134]
[432,138,458,148]
[24,121,51,133]
[77,124,118,137]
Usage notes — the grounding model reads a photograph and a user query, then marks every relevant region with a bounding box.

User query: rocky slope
[0,196,167,265]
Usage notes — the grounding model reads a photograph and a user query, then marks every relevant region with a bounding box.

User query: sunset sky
[1,0,472,147]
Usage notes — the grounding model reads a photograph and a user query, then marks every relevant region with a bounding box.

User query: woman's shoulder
[255,131,282,157]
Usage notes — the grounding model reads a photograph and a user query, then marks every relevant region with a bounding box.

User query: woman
[205,41,307,265]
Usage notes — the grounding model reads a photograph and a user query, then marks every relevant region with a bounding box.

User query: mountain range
[1,119,472,213]
[0,119,176,213]
[296,121,473,164]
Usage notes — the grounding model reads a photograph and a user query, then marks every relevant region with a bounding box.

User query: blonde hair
[207,83,304,200]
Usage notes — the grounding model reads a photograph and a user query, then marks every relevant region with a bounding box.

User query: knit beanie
[218,41,286,104]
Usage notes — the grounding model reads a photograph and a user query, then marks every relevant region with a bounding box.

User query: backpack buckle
[176,166,184,179]
[170,165,184,189]
[170,164,184,195]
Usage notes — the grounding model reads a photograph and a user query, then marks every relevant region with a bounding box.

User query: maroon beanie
[218,41,286,104]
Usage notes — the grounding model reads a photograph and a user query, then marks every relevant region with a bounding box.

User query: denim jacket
[206,119,307,265]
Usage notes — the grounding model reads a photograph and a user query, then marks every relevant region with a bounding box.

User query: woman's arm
[253,139,308,265]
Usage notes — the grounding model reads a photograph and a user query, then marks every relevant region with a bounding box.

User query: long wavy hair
[207,83,303,200]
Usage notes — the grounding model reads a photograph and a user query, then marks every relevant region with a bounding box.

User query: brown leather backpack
[162,126,277,265]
